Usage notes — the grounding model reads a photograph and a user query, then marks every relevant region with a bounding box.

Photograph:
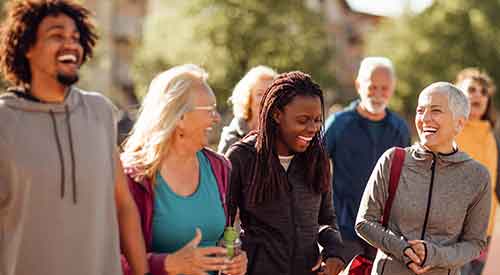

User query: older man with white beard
[324,57,410,263]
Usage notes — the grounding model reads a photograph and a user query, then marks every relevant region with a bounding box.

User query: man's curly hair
[0,0,98,86]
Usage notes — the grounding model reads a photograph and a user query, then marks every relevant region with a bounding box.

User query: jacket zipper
[420,154,437,240]
[287,172,297,275]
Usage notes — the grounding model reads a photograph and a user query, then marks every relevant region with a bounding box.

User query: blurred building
[82,0,145,107]
[320,0,383,101]
[83,0,383,107]
[81,0,383,142]
[83,0,146,144]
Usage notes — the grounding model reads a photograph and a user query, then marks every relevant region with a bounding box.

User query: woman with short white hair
[218,65,277,154]
[120,64,247,275]
[356,82,491,275]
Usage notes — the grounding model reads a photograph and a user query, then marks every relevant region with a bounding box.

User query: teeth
[58,54,77,62]
[298,136,313,141]
[423,127,437,133]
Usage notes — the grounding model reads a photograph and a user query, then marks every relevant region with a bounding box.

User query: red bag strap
[382,147,405,227]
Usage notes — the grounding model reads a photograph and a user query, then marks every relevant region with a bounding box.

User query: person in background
[356,82,491,275]
[0,1,147,275]
[226,71,346,275]
[121,64,247,275]
[454,68,499,275]
[324,57,410,263]
[218,65,277,154]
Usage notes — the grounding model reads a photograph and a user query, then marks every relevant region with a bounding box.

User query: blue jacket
[324,100,410,240]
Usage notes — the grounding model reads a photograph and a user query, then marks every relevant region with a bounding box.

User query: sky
[347,0,434,17]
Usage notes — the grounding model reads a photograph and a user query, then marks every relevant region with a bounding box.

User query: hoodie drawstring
[65,105,77,204]
[49,107,77,204]
[49,110,66,200]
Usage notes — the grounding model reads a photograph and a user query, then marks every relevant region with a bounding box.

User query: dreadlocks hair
[248,71,331,204]
[0,0,98,86]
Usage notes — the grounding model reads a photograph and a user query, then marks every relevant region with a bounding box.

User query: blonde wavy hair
[229,65,277,120]
[122,64,209,180]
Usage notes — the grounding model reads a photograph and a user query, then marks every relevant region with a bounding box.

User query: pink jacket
[120,148,231,275]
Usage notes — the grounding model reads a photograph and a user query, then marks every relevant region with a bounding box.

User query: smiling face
[273,95,322,155]
[178,80,221,150]
[457,78,489,121]
[25,13,83,86]
[415,90,465,153]
[356,67,395,115]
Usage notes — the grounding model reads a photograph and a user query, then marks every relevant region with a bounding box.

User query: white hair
[122,64,209,179]
[357,56,395,82]
[229,65,277,120]
[421,82,470,119]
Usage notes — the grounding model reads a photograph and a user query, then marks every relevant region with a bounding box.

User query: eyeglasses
[192,104,218,117]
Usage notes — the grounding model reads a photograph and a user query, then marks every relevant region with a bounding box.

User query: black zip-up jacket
[226,136,346,275]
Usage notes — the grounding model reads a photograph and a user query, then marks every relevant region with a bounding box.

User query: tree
[133,0,334,108]
[366,0,500,121]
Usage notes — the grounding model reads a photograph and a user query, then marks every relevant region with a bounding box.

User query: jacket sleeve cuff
[318,227,346,263]
[148,253,169,275]
[385,236,411,262]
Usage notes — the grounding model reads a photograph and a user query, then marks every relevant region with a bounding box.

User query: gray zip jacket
[356,144,491,275]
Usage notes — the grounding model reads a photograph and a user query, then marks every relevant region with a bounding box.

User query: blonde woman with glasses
[120,64,247,275]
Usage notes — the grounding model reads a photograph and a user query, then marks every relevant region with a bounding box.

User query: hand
[405,240,431,275]
[165,228,228,275]
[406,240,427,265]
[223,251,247,275]
[312,256,345,275]
[408,240,426,263]
[408,262,431,275]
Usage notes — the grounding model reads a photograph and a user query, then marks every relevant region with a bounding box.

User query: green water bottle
[220,226,241,259]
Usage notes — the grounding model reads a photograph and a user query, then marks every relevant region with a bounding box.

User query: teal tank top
[151,151,226,253]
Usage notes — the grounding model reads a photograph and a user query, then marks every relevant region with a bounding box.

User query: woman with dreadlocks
[225,71,347,275]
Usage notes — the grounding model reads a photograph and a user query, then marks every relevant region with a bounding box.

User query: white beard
[361,98,386,114]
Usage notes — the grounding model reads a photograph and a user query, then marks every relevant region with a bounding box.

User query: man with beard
[324,57,410,263]
[0,1,148,275]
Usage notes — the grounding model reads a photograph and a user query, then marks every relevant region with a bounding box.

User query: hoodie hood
[0,86,81,113]
[410,142,472,164]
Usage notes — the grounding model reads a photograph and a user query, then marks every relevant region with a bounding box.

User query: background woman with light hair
[120,64,247,275]
[454,68,499,275]
[356,82,491,275]
[218,65,277,154]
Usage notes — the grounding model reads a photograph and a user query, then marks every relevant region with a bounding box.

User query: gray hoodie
[0,88,122,275]
[217,116,250,154]
[356,144,491,275]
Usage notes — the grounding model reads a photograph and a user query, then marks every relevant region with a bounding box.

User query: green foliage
[366,0,500,118]
[133,0,334,108]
